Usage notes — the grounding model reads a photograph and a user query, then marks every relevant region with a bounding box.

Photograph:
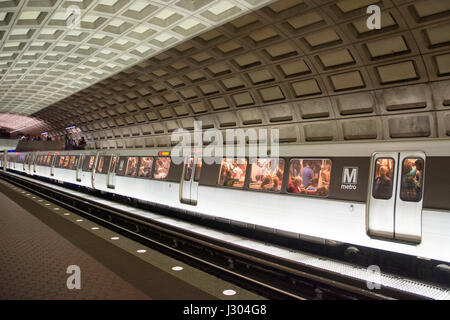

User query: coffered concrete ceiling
[0,0,275,117]
[5,0,450,147]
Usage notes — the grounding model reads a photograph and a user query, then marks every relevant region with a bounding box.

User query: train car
[33,152,56,179]
[53,152,81,184]
[4,139,450,263]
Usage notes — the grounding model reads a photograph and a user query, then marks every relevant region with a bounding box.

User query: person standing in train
[301,161,314,188]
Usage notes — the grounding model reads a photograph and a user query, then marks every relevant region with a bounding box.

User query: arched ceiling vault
[0,0,277,115]
[19,0,450,148]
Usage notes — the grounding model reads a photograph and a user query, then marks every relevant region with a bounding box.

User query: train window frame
[96,156,111,175]
[124,156,139,177]
[137,157,154,179]
[217,158,248,189]
[80,155,87,171]
[372,157,395,200]
[115,157,128,176]
[63,155,70,168]
[286,158,332,198]
[57,155,63,168]
[248,158,286,193]
[184,157,194,181]
[194,158,202,182]
[45,155,53,167]
[109,156,118,175]
[153,157,172,180]
[82,155,95,172]
[399,157,424,203]
[68,156,78,170]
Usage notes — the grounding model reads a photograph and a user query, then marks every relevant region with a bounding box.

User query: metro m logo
[342,167,358,185]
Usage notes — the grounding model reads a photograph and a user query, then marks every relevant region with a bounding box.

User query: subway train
[1,139,450,264]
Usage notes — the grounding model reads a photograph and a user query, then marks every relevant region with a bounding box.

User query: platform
[0,179,263,300]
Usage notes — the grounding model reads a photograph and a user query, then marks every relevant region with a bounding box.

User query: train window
[61,157,65,168]
[82,156,95,172]
[125,157,138,177]
[68,156,77,169]
[184,158,194,181]
[194,158,202,182]
[287,159,332,196]
[116,157,127,176]
[400,158,424,202]
[110,156,118,173]
[96,156,111,174]
[217,158,248,188]
[372,158,394,200]
[153,157,171,180]
[87,156,95,171]
[249,158,285,192]
[63,156,70,168]
[138,157,154,178]
[46,156,52,166]
[81,155,87,170]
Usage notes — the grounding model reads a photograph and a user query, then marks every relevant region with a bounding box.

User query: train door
[107,155,117,189]
[76,155,83,182]
[1,150,5,172]
[91,152,99,189]
[367,151,425,243]
[50,155,55,176]
[180,155,202,205]
[33,154,37,173]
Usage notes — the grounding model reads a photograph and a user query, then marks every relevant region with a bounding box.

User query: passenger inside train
[125,157,138,176]
[287,159,331,196]
[153,157,171,180]
[401,158,424,202]
[373,158,394,199]
[217,158,248,188]
[249,158,284,192]
[138,157,154,178]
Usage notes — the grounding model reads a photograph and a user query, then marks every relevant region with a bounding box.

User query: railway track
[1,170,447,300]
